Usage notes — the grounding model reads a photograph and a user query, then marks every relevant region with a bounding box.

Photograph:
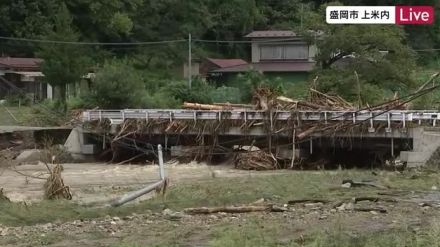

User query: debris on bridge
[81,72,440,170]
[182,86,357,112]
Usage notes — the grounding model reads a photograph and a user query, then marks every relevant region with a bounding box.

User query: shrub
[4,93,32,106]
[142,91,181,108]
[209,86,242,103]
[164,79,215,104]
[88,60,145,109]
[24,100,68,126]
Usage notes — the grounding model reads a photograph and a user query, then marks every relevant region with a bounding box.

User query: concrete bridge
[68,109,440,167]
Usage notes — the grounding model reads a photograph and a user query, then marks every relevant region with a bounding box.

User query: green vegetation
[209,218,440,247]
[86,60,145,109]
[0,0,438,111]
[303,3,417,105]
[37,3,91,111]
[0,106,34,125]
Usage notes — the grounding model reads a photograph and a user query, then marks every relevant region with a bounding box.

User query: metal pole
[111,180,165,207]
[290,129,296,169]
[111,144,166,207]
[188,33,192,89]
[158,144,165,180]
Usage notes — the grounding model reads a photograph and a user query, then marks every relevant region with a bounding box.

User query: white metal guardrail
[82,109,440,126]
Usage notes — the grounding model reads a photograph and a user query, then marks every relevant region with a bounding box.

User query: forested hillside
[0,0,439,110]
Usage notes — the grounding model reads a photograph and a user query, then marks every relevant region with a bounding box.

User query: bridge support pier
[64,127,99,161]
[400,127,440,167]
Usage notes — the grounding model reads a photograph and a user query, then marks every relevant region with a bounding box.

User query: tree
[88,60,145,109]
[38,3,90,111]
[0,0,60,55]
[304,2,417,105]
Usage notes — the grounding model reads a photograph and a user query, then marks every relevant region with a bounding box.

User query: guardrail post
[368,112,375,133]
[402,112,406,128]
[385,113,391,133]
[244,109,247,123]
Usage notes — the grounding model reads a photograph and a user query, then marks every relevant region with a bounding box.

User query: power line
[0,36,186,46]
[0,35,439,53]
[193,38,306,44]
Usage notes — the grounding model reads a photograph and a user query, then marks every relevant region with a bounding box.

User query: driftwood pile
[234,150,279,170]
[183,86,356,112]
[0,188,10,202]
[44,164,72,200]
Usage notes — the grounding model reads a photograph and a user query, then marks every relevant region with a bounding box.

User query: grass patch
[208,215,440,247]
[309,223,440,247]
[209,216,295,247]
[0,106,34,125]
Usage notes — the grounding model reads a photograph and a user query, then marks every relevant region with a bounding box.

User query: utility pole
[300,4,303,29]
[188,33,192,89]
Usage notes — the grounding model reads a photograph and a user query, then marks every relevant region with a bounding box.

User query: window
[260,44,309,60]
[260,45,283,60]
[284,44,308,59]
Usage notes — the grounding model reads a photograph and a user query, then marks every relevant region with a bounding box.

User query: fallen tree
[184,204,287,214]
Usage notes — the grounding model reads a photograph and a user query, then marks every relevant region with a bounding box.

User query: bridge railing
[82,109,440,124]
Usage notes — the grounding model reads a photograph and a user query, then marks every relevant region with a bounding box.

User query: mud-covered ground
[0,161,287,203]
[1,162,440,247]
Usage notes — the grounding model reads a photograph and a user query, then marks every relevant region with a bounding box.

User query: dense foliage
[87,60,145,108]
[0,0,438,108]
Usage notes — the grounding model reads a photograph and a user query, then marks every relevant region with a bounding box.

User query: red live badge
[396,6,434,25]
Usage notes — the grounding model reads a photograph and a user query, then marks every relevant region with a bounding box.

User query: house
[181,58,248,81]
[208,30,317,83]
[200,58,248,82]
[0,57,49,101]
[0,57,95,102]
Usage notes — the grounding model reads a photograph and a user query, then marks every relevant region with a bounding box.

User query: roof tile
[212,61,315,73]
[0,57,43,69]
[245,31,297,38]
[206,58,248,68]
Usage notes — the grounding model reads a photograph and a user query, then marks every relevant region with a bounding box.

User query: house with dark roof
[208,30,317,83]
[0,57,95,102]
[200,58,248,78]
[0,57,49,101]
